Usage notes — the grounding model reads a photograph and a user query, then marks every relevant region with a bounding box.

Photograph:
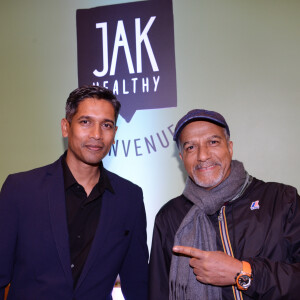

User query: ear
[228,141,233,158]
[179,152,183,161]
[61,118,69,138]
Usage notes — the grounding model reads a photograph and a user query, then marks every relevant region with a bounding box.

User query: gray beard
[192,166,227,189]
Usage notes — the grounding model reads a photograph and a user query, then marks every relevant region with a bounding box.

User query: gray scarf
[169,160,252,300]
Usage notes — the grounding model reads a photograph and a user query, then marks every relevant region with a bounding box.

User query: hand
[173,245,242,286]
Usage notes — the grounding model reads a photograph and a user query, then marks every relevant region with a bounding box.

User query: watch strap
[242,261,251,275]
[236,261,252,291]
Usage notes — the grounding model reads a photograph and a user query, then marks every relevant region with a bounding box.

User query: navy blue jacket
[0,156,148,300]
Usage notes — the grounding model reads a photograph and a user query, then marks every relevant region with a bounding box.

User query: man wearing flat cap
[148,109,300,299]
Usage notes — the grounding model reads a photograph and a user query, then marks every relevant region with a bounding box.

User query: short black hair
[65,85,121,123]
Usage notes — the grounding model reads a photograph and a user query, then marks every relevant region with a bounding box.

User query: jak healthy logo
[76,0,177,122]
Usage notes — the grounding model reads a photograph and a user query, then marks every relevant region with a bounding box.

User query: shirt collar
[61,152,114,194]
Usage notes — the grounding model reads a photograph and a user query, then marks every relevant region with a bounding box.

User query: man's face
[179,121,233,190]
[61,98,117,168]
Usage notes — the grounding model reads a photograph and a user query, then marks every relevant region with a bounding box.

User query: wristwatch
[235,261,252,290]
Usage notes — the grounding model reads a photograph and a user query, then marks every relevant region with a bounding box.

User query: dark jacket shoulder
[156,194,192,218]
[154,194,193,235]
[104,168,142,192]
[2,157,63,189]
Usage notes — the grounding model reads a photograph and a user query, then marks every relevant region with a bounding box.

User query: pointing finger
[173,246,204,258]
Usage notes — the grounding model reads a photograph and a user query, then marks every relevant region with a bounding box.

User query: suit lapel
[75,188,116,290]
[47,158,73,287]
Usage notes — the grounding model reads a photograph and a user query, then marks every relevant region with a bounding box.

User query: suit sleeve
[119,186,149,300]
[244,186,300,299]
[0,175,18,299]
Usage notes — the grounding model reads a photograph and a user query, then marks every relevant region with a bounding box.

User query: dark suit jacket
[0,156,148,300]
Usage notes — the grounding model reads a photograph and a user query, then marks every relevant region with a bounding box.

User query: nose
[89,124,102,140]
[197,145,210,161]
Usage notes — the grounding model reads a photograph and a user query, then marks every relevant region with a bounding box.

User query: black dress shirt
[62,155,114,288]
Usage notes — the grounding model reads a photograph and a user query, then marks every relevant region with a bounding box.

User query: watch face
[238,274,251,288]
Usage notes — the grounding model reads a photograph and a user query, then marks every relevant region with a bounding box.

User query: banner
[76,0,177,123]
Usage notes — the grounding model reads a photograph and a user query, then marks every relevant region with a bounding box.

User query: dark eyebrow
[182,141,193,148]
[77,115,91,120]
[181,135,223,148]
[103,118,115,126]
[77,116,115,126]
[209,135,222,139]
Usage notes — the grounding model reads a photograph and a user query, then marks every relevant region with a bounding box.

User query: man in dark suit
[0,86,148,300]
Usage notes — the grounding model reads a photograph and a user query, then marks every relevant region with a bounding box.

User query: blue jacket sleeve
[0,175,19,299]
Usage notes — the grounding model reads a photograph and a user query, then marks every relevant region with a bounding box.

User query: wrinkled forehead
[178,120,227,143]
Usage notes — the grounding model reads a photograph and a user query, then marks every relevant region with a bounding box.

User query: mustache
[194,161,221,170]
